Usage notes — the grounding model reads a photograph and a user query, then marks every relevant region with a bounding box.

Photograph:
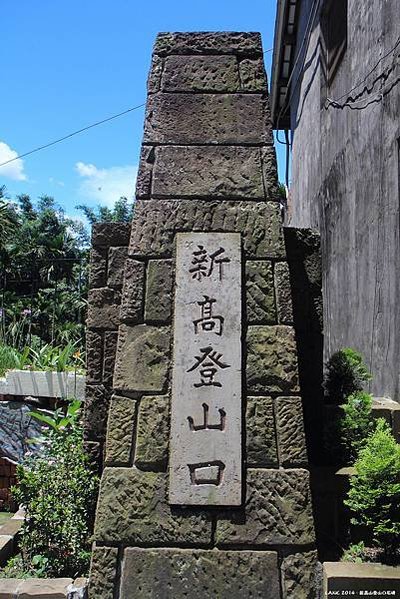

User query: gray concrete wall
[288,0,400,400]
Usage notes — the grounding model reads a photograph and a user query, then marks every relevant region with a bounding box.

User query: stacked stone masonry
[87,32,317,599]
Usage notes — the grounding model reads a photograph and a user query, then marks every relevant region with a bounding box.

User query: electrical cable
[326,34,400,107]
[0,103,146,168]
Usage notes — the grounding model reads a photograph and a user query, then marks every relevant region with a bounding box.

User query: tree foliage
[345,419,400,556]
[12,400,99,578]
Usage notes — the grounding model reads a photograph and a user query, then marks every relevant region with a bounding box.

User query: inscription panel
[169,233,242,505]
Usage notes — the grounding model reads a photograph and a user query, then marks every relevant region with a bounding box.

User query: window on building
[322,0,348,85]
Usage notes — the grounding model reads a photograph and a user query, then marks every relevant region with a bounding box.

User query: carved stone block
[120,548,280,598]
[169,233,242,506]
[94,468,212,545]
[246,325,300,393]
[246,260,276,324]
[87,288,121,330]
[113,325,171,393]
[105,396,137,465]
[162,55,240,92]
[107,246,128,288]
[239,58,267,91]
[154,32,263,57]
[215,469,315,546]
[129,200,286,259]
[88,546,118,599]
[144,260,173,322]
[120,259,145,324]
[143,93,272,145]
[152,146,264,199]
[246,396,278,467]
[275,262,294,324]
[135,395,170,470]
[276,397,308,467]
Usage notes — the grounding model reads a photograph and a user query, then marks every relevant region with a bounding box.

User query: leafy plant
[12,399,98,578]
[340,391,375,462]
[0,345,30,377]
[341,541,366,563]
[345,419,400,557]
[324,348,372,404]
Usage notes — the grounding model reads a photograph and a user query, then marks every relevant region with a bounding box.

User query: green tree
[345,419,400,557]
[76,195,134,224]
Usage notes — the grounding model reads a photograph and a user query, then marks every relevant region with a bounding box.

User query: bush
[12,400,98,578]
[340,391,375,462]
[324,348,372,404]
[342,541,366,563]
[345,419,400,556]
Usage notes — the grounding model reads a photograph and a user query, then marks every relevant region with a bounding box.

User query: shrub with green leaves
[340,391,375,462]
[324,348,372,404]
[12,400,98,578]
[341,541,366,564]
[345,419,400,556]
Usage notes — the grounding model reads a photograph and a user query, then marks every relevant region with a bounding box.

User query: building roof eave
[271,0,300,129]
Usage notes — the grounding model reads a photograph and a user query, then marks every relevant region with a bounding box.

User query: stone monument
[87,32,317,599]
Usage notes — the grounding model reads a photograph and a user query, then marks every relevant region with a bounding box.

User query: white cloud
[75,161,137,206]
[0,141,27,181]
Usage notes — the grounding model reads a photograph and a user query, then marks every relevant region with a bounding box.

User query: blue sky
[1,0,282,217]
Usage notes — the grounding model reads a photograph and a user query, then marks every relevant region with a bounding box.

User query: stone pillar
[88,32,317,599]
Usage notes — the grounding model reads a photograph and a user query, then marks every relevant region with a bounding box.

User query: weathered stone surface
[102,330,118,387]
[86,330,102,383]
[262,145,280,200]
[239,58,267,91]
[17,578,73,598]
[0,518,22,537]
[120,548,280,599]
[152,146,264,199]
[246,396,277,467]
[92,222,131,248]
[129,200,285,259]
[87,288,121,330]
[275,262,294,324]
[281,550,319,599]
[154,32,263,57]
[0,402,45,463]
[246,326,300,393]
[113,325,171,392]
[83,441,101,473]
[276,397,308,467]
[162,55,240,92]
[246,260,276,323]
[135,395,169,470]
[105,396,137,465]
[17,579,73,598]
[136,146,155,199]
[107,246,127,287]
[145,260,173,322]
[216,469,315,545]
[83,384,109,441]
[88,545,118,599]
[0,535,13,565]
[120,259,145,323]
[0,578,22,598]
[147,54,163,93]
[94,468,212,544]
[89,247,107,288]
[143,93,272,145]
[169,233,242,506]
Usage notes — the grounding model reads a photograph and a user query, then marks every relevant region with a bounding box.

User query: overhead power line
[0,103,146,168]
